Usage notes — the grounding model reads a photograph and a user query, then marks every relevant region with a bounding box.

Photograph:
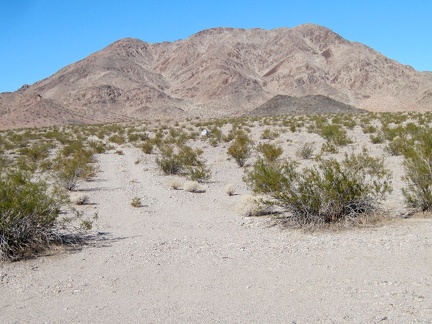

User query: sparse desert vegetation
[1,112,432,254]
[1,112,432,322]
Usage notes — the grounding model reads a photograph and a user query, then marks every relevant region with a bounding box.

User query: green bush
[261,128,279,140]
[186,164,212,182]
[53,149,96,191]
[321,141,339,154]
[257,143,283,162]
[227,131,253,167]
[319,124,352,146]
[370,132,385,144]
[18,142,51,163]
[362,124,377,134]
[402,129,432,211]
[88,140,109,154]
[140,140,154,154]
[155,146,182,175]
[244,149,392,225]
[156,145,211,182]
[108,134,126,145]
[385,136,413,156]
[0,171,64,259]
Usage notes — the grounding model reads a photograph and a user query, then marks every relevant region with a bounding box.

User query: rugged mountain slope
[1,24,432,129]
[247,94,365,117]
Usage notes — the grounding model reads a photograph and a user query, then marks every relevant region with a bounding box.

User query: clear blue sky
[1,0,431,93]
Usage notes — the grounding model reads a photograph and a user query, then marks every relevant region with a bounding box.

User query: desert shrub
[183,180,205,193]
[257,143,283,162]
[370,132,385,144]
[296,142,315,159]
[15,155,38,173]
[208,126,223,144]
[362,124,377,134]
[381,124,405,141]
[385,136,413,156]
[169,179,183,190]
[0,171,64,259]
[186,164,211,182]
[244,159,289,195]
[53,150,95,191]
[342,118,357,130]
[402,129,432,211]
[155,146,182,175]
[244,149,392,225]
[235,195,271,217]
[261,128,279,140]
[88,140,109,154]
[140,140,154,154]
[225,183,236,196]
[227,131,253,167]
[108,134,126,145]
[179,146,211,182]
[54,156,85,190]
[75,194,90,205]
[320,141,339,154]
[127,132,148,142]
[0,154,10,170]
[152,130,165,147]
[166,128,189,145]
[131,197,142,207]
[156,145,211,182]
[18,142,51,163]
[319,124,352,146]
[61,139,86,157]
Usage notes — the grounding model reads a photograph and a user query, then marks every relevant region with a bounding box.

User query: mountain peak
[1,24,431,129]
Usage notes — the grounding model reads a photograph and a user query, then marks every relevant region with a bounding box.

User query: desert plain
[1,113,431,323]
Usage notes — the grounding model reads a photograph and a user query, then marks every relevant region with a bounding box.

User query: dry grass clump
[225,183,236,196]
[296,142,315,159]
[74,194,90,205]
[169,178,183,190]
[183,181,205,193]
[235,195,271,217]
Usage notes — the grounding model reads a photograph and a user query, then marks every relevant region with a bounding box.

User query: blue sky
[1,0,431,92]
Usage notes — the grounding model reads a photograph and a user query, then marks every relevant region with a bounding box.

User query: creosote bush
[318,124,352,146]
[261,128,279,140]
[244,149,392,225]
[0,171,64,259]
[156,144,211,182]
[53,152,95,190]
[227,131,253,167]
[53,140,97,191]
[402,129,432,211]
[257,143,283,162]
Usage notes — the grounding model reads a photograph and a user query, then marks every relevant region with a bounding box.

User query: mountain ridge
[1,23,432,129]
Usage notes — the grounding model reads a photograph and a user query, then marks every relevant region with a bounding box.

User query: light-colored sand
[1,132,432,323]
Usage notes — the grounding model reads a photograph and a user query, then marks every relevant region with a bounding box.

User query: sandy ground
[1,130,432,323]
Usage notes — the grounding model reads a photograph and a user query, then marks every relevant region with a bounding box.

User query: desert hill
[247,94,365,117]
[1,24,432,129]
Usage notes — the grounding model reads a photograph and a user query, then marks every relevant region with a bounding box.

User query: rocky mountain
[1,24,432,129]
[247,94,365,117]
